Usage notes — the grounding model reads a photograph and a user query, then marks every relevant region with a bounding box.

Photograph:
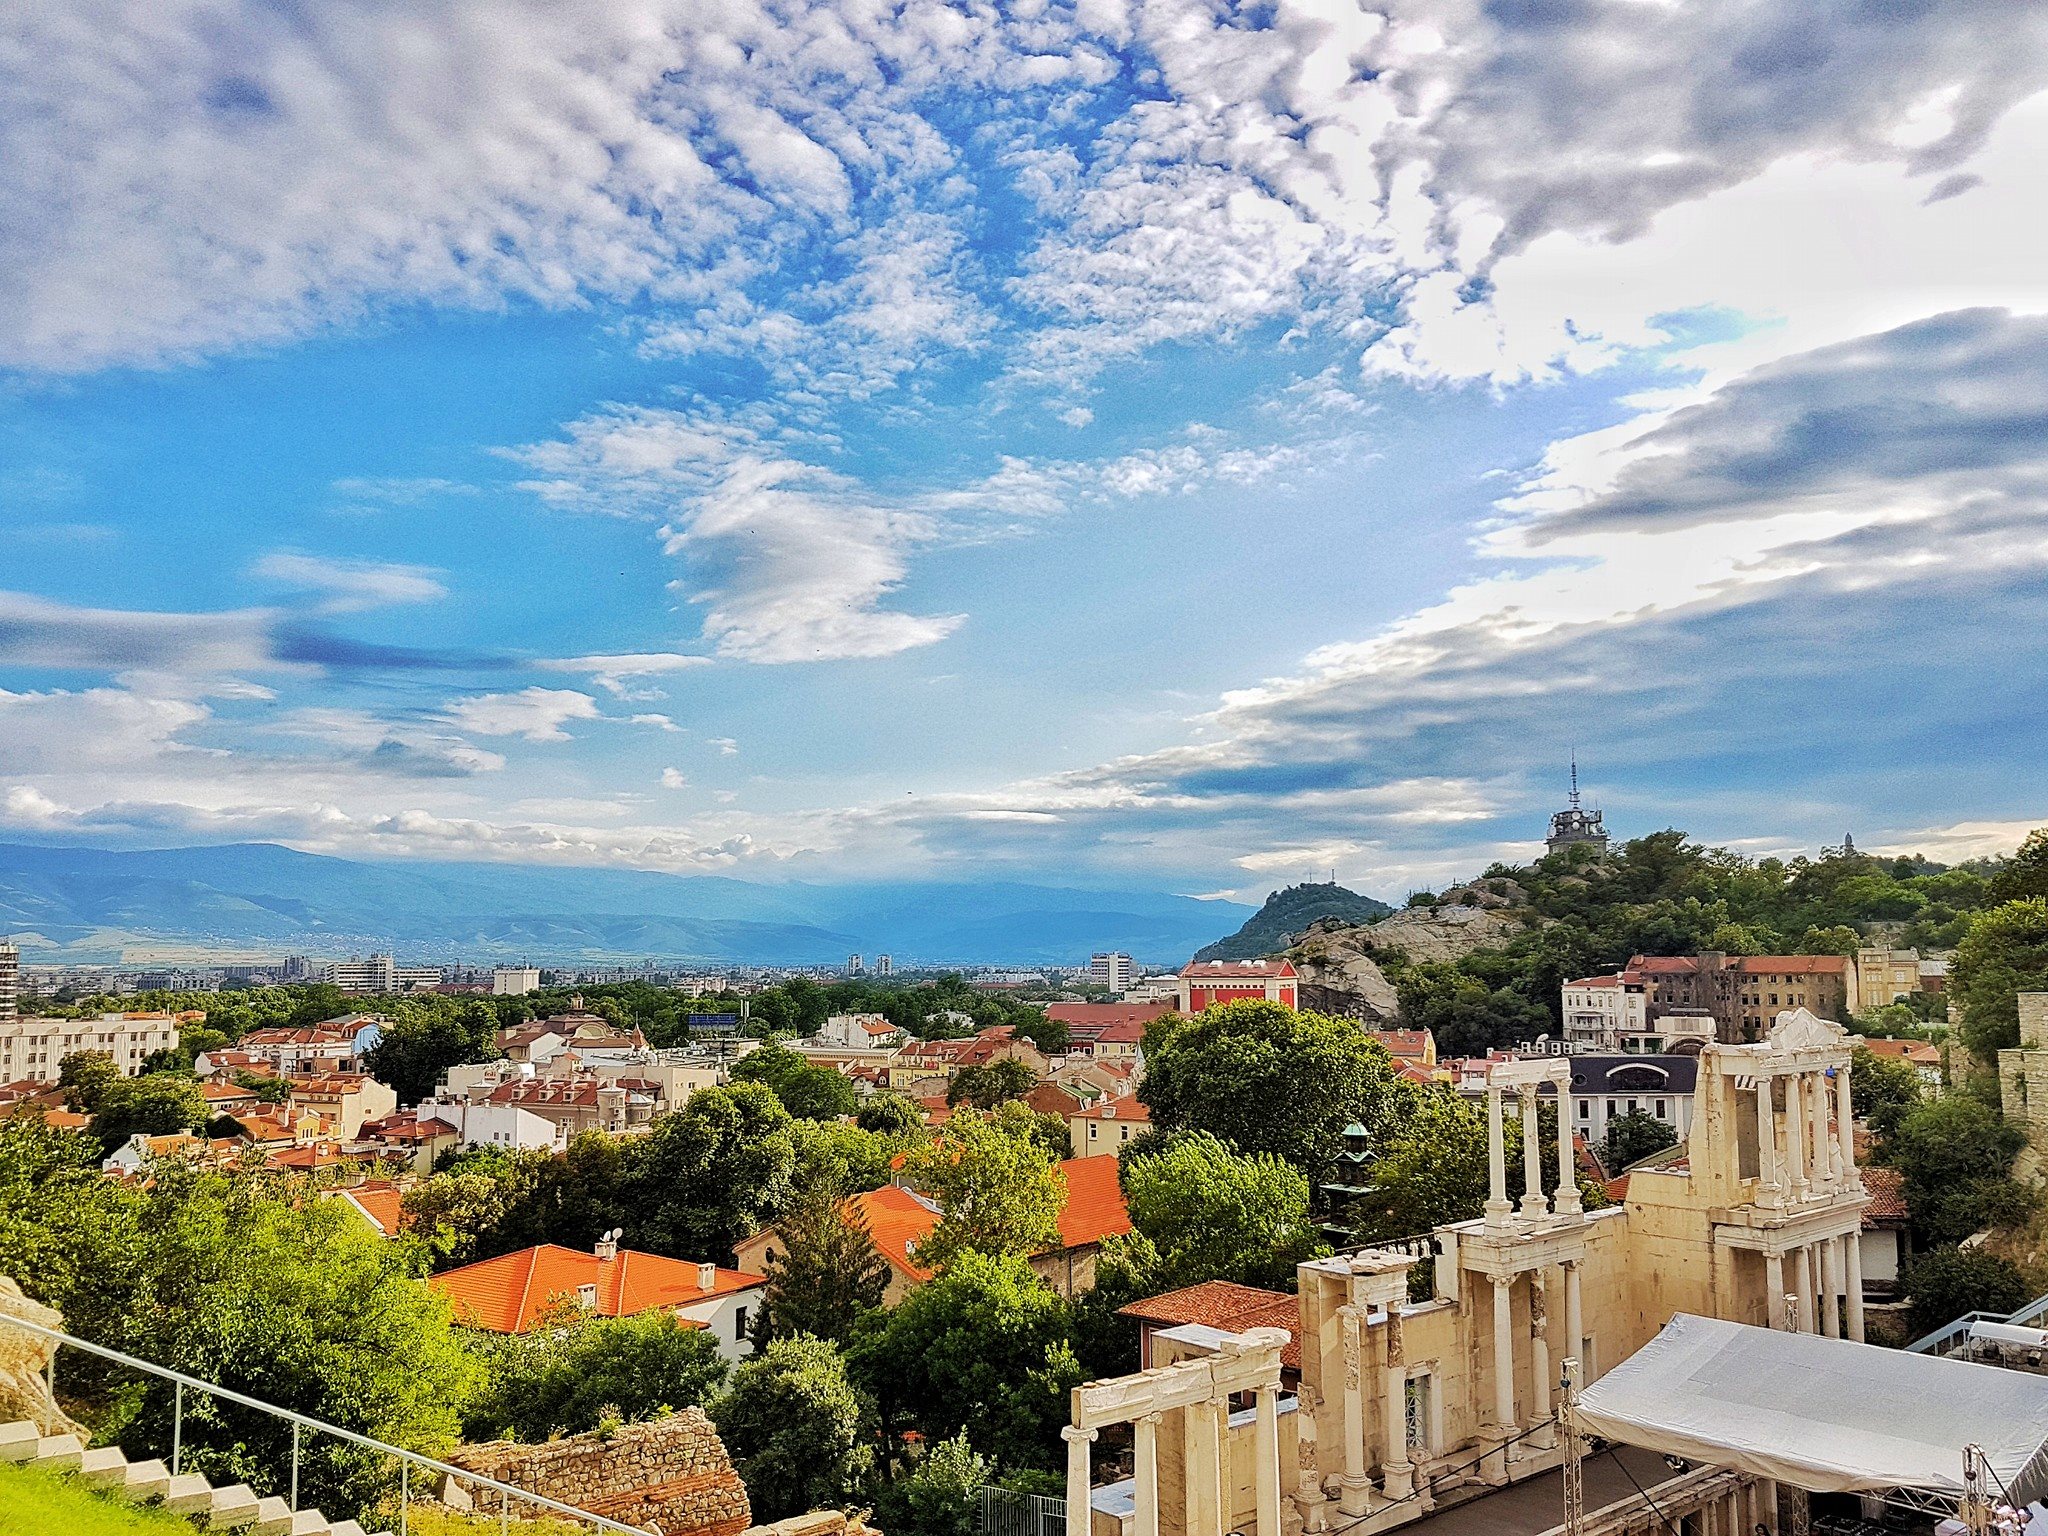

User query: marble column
[1486,1087,1513,1229]
[1382,1311,1414,1499]
[1554,1087,1584,1215]
[1528,1269,1555,1450]
[1492,1274,1517,1437]
[1564,1261,1585,1383]
[1134,1415,1161,1536]
[1337,1307,1370,1515]
[1844,1230,1867,1343]
[1811,1069,1834,1187]
[1792,1244,1815,1333]
[1519,1085,1549,1219]
[1254,1387,1281,1536]
[1835,1064,1857,1181]
[1818,1237,1841,1339]
[1063,1425,1097,1536]
[1785,1076,1811,1200]
[1765,1250,1787,1329]
[1755,1075,1780,1202]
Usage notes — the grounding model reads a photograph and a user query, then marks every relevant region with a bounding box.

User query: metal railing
[0,1310,652,1535]
[976,1485,1065,1536]
[1906,1291,2048,1355]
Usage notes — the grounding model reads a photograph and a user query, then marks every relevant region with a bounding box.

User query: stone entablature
[439,1409,750,1536]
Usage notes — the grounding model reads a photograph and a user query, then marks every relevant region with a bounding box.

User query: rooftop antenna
[1568,753,1582,811]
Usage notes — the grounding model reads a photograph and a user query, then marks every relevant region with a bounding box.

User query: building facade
[1848,947,1924,1016]
[0,1012,179,1083]
[321,955,442,994]
[490,966,541,996]
[1543,762,1609,858]
[1091,952,1138,995]
[1178,960,1298,1015]
[0,942,16,1023]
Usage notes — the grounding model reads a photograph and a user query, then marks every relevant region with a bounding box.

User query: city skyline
[4,4,2046,902]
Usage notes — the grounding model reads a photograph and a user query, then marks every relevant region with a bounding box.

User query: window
[1654,1099,1667,1118]
[1578,1101,1591,1118]
[734,1306,748,1339]
[1405,1374,1433,1456]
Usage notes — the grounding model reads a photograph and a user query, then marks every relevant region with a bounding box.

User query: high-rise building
[0,941,17,1023]
[1088,952,1136,995]
[847,953,864,977]
[491,966,542,996]
[876,954,892,977]
[321,954,442,994]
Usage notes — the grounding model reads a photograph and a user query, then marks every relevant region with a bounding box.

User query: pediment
[1764,1006,1846,1052]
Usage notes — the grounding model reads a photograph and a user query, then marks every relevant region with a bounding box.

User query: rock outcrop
[1290,905,1528,1021]
[439,1408,750,1536]
[0,1278,87,1437]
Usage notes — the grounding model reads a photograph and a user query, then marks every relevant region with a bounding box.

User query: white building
[0,942,17,1023]
[817,1013,901,1049]
[876,954,893,977]
[1089,952,1137,995]
[0,1012,180,1083]
[1562,972,1716,1054]
[490,966,541,996]
[416,1094,561,1152]
[321,955,442,994]
[1566,1053,1700,1152]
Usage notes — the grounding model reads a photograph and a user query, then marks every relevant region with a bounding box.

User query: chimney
[595,1232,618,1262]
[576,1282,599,1309]
[697,1261,716,1291]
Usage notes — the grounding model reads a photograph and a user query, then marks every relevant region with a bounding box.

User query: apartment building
[0,1011,180,1082]
[0,942,16,1023]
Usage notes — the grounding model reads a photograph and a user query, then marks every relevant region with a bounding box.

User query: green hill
[1193,882,1394,962]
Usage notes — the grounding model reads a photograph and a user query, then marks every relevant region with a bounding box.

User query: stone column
[1844,1230,1867,1343]
[1381,1310,1414,1500]
[1134,1414,1161,1536]
[1063,1425,1097,1536]
[1486,1086,1513,1229]
[1254,1387,1282,1536]
[1554,1086,1583,1216]
[1519,1085,1549,1219]
[1337,1307,1370,1516]
[1785,1075,1811,1200]
[1835,1064,1857,1181]
[1755,1075,1780,1202]
[1492,1274,1517,1438]
[1564,1261,1585,1383]
[1818,1238,1840,1339]
[1208,1401,1233,1536]
[1792,1244,1815,1333]
[1528,1269,1555,1450]
[1765,1250,1786,1329]
[1811,1069,1834,1188]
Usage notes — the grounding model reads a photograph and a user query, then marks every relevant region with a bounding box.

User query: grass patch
[0,1458,201,1536]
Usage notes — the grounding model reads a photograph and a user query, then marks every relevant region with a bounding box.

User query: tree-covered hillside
[1194,881,1394,961]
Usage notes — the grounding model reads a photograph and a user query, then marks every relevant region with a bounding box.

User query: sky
[2,0,2046,903]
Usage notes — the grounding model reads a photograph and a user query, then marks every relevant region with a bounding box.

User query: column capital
[1062,1425,1100,1444]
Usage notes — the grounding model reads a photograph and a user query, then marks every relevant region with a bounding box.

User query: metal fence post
[290,1421,300,1510]
[172,1382,182,1476]
[401,1459,410,1536]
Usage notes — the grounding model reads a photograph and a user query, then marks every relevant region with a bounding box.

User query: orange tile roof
[1366,1030,1433,1058]
[1861,1164,1908,1223]
[339,1184,408,1237]
[1044,1003,1175,1032]
[430,1244,765,1333]
[1023,1083,1082,1117]
[1859,1038,1941,1065]
[847,1155,1131,1281]
[1069,1093,1149,1123]
[1118,1281,1301,1369]
[1179,960,1297,978]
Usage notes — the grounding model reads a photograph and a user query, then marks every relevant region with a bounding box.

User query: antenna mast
[1568,754,1582,811]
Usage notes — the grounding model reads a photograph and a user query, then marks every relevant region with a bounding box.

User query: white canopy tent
[1573,1313,2048,1505]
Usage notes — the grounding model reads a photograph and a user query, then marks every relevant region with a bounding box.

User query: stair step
[165,1472,215,1513]
[250,1495,313,1536]
[31,1432,84,1470]
[77,1444,129,1484]
[0,1421,37,1462]
[205,1482,262,1527]
[286,1510,332,1536]
[117,1457,170,1501]
[326,1521,369,1536]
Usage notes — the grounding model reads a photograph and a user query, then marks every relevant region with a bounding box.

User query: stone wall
[2001,994,2048,1181]
[440,1409,751,1536]
[0,1277,86,1436]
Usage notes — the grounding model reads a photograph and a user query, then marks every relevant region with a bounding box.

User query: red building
[1176,958,1298,1014]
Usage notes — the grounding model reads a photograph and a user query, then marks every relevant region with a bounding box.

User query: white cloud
[710,738,740,756]
[537,651,711,698]
[630,713,682,732]
[661,767,689,790]
[251,552,448,613]
[440,688,602,742]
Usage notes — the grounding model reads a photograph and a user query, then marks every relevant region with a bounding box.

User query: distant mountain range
[0,842,1255,967]
[1193,881,1394,962]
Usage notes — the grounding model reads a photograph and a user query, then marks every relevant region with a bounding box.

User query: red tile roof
[1564,974,1628,988]
[848,1155,1132,1281]
[1859,1038,1941,1065]
[1070,1093,1149,1123]
[430,1244,765,1333]
[338,1183,408,1237]
[1118,1281,1301,1369]
[1023,1083,1082,1117]
[1737,955,1847,974]
[1044,1003,1175,1034]
[1861,1164,1908,1224]
[1178,960,1297,979]
[1366,1030,1433,1058]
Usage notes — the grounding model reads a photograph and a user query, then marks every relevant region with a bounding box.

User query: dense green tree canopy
[1848,1046,1925,1149]
[87,1072,208,1149]
[1139,1000,1410,1175]
[713,1334,872,1522]
[1902,1247,2030,1338]
[1121,1133,1321,1290]
[1953,898,2048,1062]
[1602,1111,1679,1173]
[900,1103,1065,1271]
[1890,1094,2027,1245]
[754,1176,891,1346]
[464,1311,726,1442]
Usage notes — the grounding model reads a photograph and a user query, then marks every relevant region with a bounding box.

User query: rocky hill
[1289,903,1528,1022]
[1193,881,1394,962]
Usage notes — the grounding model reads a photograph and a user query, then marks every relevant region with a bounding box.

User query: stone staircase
[0,1418,395,1536]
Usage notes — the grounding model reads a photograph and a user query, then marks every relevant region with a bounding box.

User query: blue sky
[2,0,2046,901]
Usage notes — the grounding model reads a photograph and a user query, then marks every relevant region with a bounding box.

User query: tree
[1903,1247,2030,1338]
[1890,1095,2027,1245]
[1122,1133,1320,1290]
[874,1432,990,1536]
[857,1092,923,1137]
[1602,1111,1679,1173]
[712,1335,872,1522]
[401,1169,524,1266]
[852,1249,1080,1471]
[363,1006,498,1104]
[899,1104,1065,1271]
[946,1059,1037,1110]
[1353,1088,1491,1241]
[464,1311,726,1442]
[755,1178,891,1345]
[1393,964,1553,1058]
[1953,898,2048,1062]
[57,1051,119,1114]
[733,1041,860,1121]
[1138,1000,1411,1176]
[621,1082,800,1261]
[1989,828,2048,904]
[87,1073,207,1149]
[1849,1046,1924,1149]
